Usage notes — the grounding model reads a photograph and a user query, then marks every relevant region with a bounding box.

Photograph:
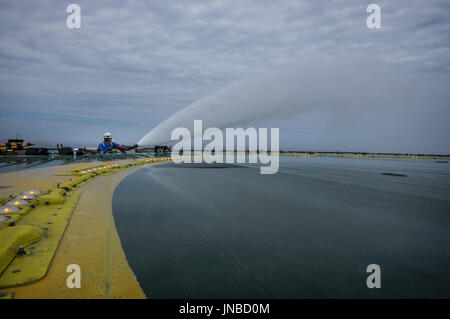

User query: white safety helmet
[103,132,114,139]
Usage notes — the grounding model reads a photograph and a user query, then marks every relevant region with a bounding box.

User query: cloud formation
[0,0,449,152]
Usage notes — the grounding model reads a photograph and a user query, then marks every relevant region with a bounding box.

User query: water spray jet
[138,56,418,148]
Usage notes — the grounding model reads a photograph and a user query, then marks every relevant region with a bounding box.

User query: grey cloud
[0,0,449,151]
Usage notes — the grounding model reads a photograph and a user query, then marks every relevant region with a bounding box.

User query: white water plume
[138,56,420,146]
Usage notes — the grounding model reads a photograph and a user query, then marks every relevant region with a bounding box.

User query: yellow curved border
[0,158,170,298]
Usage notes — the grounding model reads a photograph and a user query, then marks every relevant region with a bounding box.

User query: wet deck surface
[113,158,450,298]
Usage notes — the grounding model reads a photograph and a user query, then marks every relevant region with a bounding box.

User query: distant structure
[155,145,171,153]
[0,138,49,155]
[56,144,74,156]
[135,145,172,154]
[56,144,91,156]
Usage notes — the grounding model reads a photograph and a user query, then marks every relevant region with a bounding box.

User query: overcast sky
[0,0,449,152]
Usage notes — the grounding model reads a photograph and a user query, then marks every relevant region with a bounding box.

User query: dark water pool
[112,157,450,298]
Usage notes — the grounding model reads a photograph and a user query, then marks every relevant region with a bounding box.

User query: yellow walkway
[0,163,146,298]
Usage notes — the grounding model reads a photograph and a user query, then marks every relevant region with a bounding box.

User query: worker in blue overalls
[97,132,138,154]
